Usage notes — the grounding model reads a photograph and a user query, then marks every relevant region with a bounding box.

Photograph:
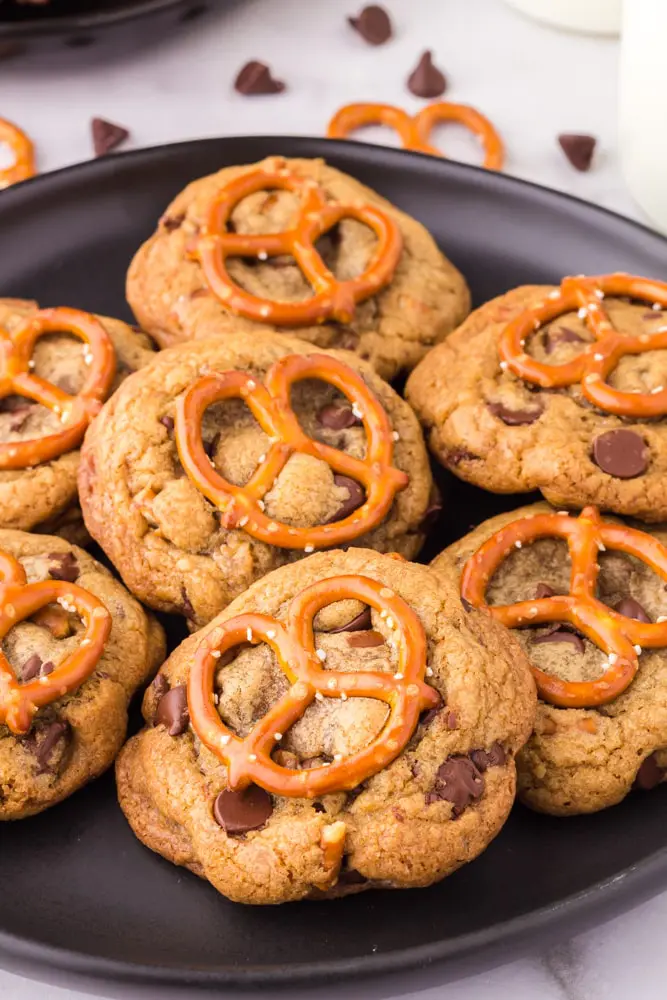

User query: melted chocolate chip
[592,429,648,479]
[634,752,666,791]
[213,785,273,834]
[23,720,71,774]
[330,606,373,633]
[91,117,129,157]
[348,4,392,45]
[444,448,479,468]
[151,673,169,701]
[470,742,506,772]
[47,551,79,583]
[347,630,385,648]
[317,403,361,430]
[330,475,365,521]
[535,583,555,599]
[155,685,189,736]
[533,627,585,653]
[615,597,651,623]
[426,756,484,816]
[544,327,585,354]
[161,213,185,233]
[488,401,543,426]
[461,596,473,612]
[20,654,46,682]
[159,415,175,432]
[234,61,285,96]
[558,133,597,172]
[407,50,447,98]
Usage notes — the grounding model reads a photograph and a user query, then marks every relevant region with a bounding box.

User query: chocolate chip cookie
[115,547,536,904]
[79,333,436,628]
[0,529,165,820]
[0,298,156,540]
[432,502,667,815]
[126,156,470,380]
[406,276,667,521]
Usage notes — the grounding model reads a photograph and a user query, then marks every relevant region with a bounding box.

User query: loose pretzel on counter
[0,118,36,190]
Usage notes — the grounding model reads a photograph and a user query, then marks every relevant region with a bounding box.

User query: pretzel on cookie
[461,506,667,708]
[176,352,408,550]
[191,157,403,326]
[0,307,116,469]
[0,118,36,190]
[0,548,111,734]
[499,273,667,418]
[188,574,439,797]
[327,102,505,171]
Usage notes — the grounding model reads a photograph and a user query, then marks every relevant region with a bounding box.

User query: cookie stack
[3,155,666,907]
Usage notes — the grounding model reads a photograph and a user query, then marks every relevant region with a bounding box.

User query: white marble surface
[0,0,665,997]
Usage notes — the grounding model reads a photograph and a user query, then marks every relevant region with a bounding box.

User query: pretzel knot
[0,307,116,470]
[0,118,36,190]
[498,273,667,417]
[0,548,111,734]
[191,158,403,326]
[175,352,409,550]
[461,506,667,708]
[188,574,439,797]
[327,102,505,171]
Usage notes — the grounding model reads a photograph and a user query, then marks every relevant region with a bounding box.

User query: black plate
[1,137,667,998]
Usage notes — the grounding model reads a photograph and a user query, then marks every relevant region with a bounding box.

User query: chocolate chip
[155,685,189,736]
[592,429,648,479]
[461,596,473,612]
[425,756,484,816]
[470,742,506,772]
[644,311,662,320]
[533,627,585,653]
[23,720,71,774]
[488,401,543,426]
[444,448,479,468]
[634,752,666,791]
[47,551,79,583]
[159,415,175,432]
[181,587,196,621]
[558,134,597,172]
[161,213,185,233]
[330,474,365,521]
[615,597,651,623]
[151,673,169,701]
[317,403,361,430]
[544,326,585,354]
[91,117,130,157]
[213,785,273,834]
[20,654,54,682]
[535,583,555,599]
[446,711,458,730]
[347,630,385,648]
[407,50,447,99]
[419,694,443,727]
[312,801,326,814]
[348,4,392,45]
[330,607,372,633]
[234,61,285,96]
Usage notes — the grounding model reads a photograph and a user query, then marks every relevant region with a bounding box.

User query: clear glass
[503,0,621,34]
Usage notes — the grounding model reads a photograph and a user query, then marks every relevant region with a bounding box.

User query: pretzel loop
[0,118,36,190]
[175,352,409,550]
[0,307,116,470]
[188,574,439,797]
[192,159,403,325]
[461,506,667,708]
[498,273,667,418]
[327,102,505,171]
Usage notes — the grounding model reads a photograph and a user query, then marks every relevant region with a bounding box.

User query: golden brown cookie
[406,277,667,522]
[0,298,156,538]
[126,156,470,380]
[116,548,536,904]
[432,502,667,815]
[79,333,436,627]
[0,529,165,819]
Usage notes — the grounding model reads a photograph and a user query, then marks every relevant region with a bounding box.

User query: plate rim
[1,134,667,992]
[0,0,193,39]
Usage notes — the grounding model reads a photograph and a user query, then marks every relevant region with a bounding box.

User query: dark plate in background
[0,136,667,998]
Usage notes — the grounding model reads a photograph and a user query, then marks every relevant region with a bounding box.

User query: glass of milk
[619,0,667,234]
[503,0,621,34]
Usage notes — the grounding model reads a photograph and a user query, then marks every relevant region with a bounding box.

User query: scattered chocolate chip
[330,607,373,633]
[461,596,473,612]
[470,742,506,772]
[592,429,648,479]
[535,583,555,599]
[159,415,175,432]
[161,213,185,233]
[407,50,447,99]
[347,630,385,648]
[488,401,543,426]
[634,752,666,791]
[213,784,273,834]
[330,474,365,521]
[533,627,585,653]
[421,486,443,533]
[337,867,367,885]
[348,4,392,45]
[155,684,189,736]
[47,551,79,583]
[23,720,71,774]
[426,756,484,816]
[234,60,285,96]
[317,403,361,430]
[151,673,169,701]
[544,327,585,354]
[91,117,130,157]
[615,597,651,623]
[558,133,597,172]
[181,587,196,621]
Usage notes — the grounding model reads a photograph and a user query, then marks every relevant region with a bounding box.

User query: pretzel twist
[498,273,667,417]
[0,118,36,190]
[188,574,439,797]
[0,548,111,734]
[191,158,403,326]
[327,102,505,171]
[461,506,667,708]
[0,307,116,470]
[176,352,408,550]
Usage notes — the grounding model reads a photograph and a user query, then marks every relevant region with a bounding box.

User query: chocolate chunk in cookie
[213,785,273,834]
[330,606,373,633]
[488,401,543,426]
[155,685,189,736]
[48,551,79,583]
[426,756,485,815]
[592,429,648,479]
[615,597,651,623]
